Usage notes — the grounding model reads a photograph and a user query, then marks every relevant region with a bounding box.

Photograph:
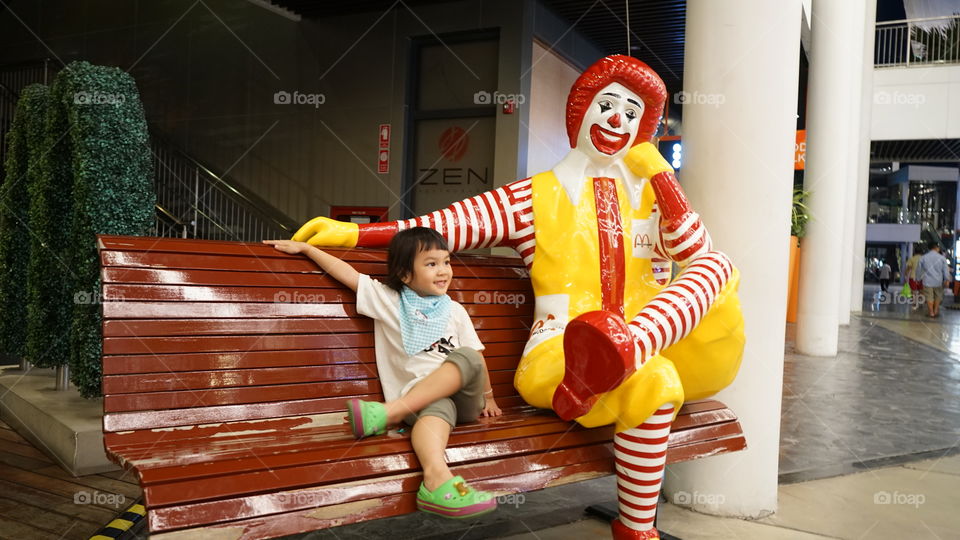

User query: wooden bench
[97,234,746,539]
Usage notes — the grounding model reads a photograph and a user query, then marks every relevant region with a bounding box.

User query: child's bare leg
[412,415,454,491]
[384,362,462,424]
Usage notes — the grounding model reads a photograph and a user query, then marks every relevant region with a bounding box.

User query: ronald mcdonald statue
[294,55,745,539]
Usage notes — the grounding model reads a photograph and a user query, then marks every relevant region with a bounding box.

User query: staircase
[0,60,299,242]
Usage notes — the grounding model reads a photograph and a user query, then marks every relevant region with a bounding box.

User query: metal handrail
[149,129,298,236]
[876,15,960,26]
[875,14,960,67]
[0,59,300,243]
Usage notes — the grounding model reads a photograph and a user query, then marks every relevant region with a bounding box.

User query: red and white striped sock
[614,404,674,530]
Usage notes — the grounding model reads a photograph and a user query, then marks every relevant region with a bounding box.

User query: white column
[662,0,801,518]
[838,6,868,325]
[850,0,878,313]
[796,0,868,355]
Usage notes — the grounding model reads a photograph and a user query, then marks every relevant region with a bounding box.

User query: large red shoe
[612,518,660,539]
[552,310,636,420]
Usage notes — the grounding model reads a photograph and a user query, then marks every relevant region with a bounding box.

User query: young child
[263,227,503,519]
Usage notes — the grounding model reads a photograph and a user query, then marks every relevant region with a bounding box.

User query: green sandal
[345,399,387,438]
[416,476,497,518]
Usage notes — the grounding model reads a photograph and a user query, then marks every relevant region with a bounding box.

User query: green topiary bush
[0,84,49,364]
[59,61,154,398]
[25,76,78,370]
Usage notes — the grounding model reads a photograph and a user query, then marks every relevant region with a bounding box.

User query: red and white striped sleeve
[628,250,733,364]
[392,178,535,262]
[652,204,713,268]
[627,170,732,363]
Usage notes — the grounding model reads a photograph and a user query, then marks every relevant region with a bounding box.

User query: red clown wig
[565,55,667,149]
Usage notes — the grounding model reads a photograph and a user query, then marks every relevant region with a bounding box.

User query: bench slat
[102,349,376,375]
[102,364,379,394]
[147,445,614,532]
[98,235,528,267]
[125,413,573,482]
[101,349,524,376]
[103,266,532,290]
[102,364,517,394]
[101,250,526,278]
[102,300,534,319]
[103,380,519,414]
[101,328,530,355]
[102,315,528,338]
[103,394,532,434]
[103,380,380,413]
[141,426,616,507]
[102,283,531,307]
[149,460,614,538]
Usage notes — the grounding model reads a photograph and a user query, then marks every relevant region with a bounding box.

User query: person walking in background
[918,242,951,318]
[878,260,892,293]
[905,249,923,310]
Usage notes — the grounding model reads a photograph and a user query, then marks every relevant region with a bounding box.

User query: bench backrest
[98,235,534,439]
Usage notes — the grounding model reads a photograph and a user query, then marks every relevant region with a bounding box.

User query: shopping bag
[901,281,912,299]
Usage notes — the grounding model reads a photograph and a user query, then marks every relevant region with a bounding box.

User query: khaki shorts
[403,347,486,428]
[923,286,944,302]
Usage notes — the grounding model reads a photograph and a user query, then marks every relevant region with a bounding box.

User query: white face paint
[574,82,645,163]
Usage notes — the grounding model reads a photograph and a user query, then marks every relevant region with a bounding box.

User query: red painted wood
[102,349,377,375]
[101,300,534,319]
[149,446,613,531]
[103,329,529,355]
[102,364,378,394]
[98,235,527,267]
[103,379,380,413]
[97,235,746,537]
[142,426,616,507]
[667,420,745,447]
[135,420,590,492]
[103,349,523,376]
[666,433,747,464]
[671,408,738,431]
[102,283,531,307]
[150,459,616,536]
[104,395,532,435]
[102,262,528,284]
[103,315,527,338]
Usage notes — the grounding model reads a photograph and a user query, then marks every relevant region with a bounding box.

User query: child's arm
[478,352,502,417]
[263,240,359,292]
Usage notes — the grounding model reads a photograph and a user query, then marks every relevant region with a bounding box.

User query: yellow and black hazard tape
[89,501,146,540]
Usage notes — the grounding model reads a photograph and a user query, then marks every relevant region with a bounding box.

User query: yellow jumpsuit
[513,170,746,432]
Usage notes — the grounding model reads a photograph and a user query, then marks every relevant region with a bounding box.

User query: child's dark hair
[386,227,449,291]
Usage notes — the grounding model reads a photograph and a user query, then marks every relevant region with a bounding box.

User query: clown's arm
[292,179,534,258]
[623,142,735,363]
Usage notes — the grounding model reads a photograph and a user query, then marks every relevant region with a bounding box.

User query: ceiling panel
[269,0,688,92]
[871,139,960,163]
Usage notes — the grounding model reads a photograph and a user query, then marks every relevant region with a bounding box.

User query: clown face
[575,82,645,162]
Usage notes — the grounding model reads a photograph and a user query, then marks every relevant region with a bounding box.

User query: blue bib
[398,286,452,355]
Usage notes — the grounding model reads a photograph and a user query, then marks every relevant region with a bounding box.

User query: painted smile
[589,124,630,155]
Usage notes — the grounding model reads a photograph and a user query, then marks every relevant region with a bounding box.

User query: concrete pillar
[838,3,868,324]
[850,0,878,313]
[663,0,801,518]
[796,0,868,355]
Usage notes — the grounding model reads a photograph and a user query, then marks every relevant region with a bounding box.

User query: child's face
[402,247,452,297]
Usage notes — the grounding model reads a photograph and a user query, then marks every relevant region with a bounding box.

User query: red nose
[608,113,621,128]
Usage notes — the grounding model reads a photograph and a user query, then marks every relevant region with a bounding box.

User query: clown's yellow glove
[291,216,359,248]
[624,142,673,179]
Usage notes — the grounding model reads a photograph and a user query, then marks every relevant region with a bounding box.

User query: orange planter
[786,236,801,323]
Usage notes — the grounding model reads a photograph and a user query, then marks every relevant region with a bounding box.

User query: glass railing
[868,206,920,224]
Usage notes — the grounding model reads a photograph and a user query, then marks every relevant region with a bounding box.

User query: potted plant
[787,188,810,323]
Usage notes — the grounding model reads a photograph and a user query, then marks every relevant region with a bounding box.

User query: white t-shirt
[355,273,484,401]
